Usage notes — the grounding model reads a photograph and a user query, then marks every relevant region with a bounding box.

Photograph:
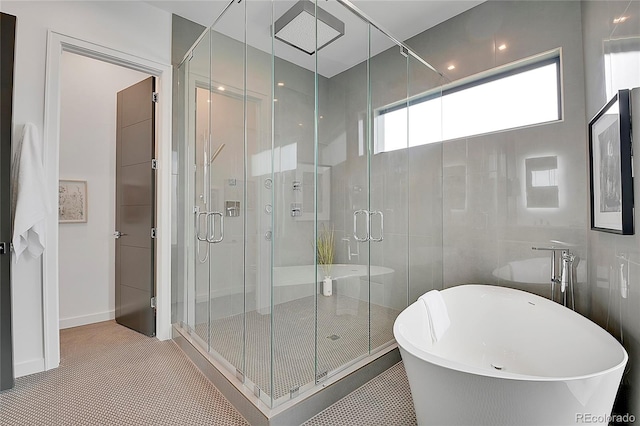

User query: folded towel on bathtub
[419,290,451,343]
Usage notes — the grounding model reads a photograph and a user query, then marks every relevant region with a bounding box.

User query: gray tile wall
[328,1,589,308]
[581,0,640,416]
[406,0,589,297]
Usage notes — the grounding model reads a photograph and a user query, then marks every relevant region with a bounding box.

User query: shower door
[187,31,212,349]
[314,6,372,382]
[187,15,248,379]
[207,6,246,380]
[175,0,446,411]
[182,1,276,406]
[312,10,412,382]
[368,27,410,351]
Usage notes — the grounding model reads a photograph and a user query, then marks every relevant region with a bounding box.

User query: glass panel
[407,57,445,303]
[173,60,187,327]
[208,2,246,379]
[315,3,370,381]
[244,0,273,407]
[173,0,448,410]
[271,0,317,405]
[369,28,409,352]
[188,30,212,350]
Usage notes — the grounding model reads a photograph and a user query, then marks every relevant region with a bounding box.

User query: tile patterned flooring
[0,321,249,426]
[195,294,400,401]
[0,321,416,425]
[302,363,416,426]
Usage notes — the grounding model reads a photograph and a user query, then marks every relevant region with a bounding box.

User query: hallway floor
[0,321,416,425]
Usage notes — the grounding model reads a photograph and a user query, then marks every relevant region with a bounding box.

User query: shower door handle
[369,210,384,242]
[196,212,208,242]
[213,212,224,243]
[207,212,224,244]
[353,209,369,242]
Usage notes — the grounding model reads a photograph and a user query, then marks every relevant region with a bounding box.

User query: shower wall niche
[173,0,444,411]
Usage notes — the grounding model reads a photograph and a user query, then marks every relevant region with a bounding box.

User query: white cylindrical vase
[323,276,332,296]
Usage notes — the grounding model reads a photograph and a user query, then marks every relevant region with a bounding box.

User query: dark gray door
[0,12,16,391]
[115,77,156,337]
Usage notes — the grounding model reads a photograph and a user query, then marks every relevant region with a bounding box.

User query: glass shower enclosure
[173,0,444,409]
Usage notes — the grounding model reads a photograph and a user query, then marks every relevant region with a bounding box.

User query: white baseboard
[15,358,45,378]
[59,310,115,330]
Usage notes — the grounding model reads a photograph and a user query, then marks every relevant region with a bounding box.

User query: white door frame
[43,31,173,370]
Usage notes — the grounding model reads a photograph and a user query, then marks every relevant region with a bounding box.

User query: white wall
[0,1,171,377]
[58,52,149,329]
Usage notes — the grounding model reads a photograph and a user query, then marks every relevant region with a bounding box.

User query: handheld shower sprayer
[210,143,226,164]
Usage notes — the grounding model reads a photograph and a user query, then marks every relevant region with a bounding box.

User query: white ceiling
[146,0,484,77]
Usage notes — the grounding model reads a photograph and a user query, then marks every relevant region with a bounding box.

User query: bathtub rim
[394,284,628,383]
[272,263,394,287]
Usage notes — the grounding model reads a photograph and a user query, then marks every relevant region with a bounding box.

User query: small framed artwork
[588,89,633,234]
[59,180,87,223]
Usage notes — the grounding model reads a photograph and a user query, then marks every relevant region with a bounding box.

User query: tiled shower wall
[329,0,590,304]
[327,0,640,412]
[405,0,590,299]
[330,0,640,412]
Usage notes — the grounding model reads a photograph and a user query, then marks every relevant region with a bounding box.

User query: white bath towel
[419,290,451,343]
[11,123,51,262]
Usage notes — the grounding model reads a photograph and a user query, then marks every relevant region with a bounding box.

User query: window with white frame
[375,53,562,154]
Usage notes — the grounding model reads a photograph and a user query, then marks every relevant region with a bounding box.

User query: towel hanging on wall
[11,123,51,262]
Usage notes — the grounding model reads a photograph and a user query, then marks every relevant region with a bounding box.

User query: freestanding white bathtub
[394,285,628,425]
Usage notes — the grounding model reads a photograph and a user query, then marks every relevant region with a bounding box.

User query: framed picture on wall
[588,89,633,234]
[59,180,87,223]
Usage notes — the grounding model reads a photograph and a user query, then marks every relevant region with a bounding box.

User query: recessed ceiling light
[298,123,303,126]
[613,16,628,24]
[217,86,225,91]
[498,44,507,51]
[447,65,455,71]
[273,98,278,102]
[277,82,285,87]
[319,115,324,119]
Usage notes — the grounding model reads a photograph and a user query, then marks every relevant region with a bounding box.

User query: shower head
[274,0,345,55]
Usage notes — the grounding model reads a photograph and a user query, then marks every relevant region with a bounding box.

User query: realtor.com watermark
[576,413,635,424]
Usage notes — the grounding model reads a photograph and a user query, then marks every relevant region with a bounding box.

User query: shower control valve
[291,202,302,217]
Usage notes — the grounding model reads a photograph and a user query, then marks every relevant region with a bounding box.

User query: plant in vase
[317,225,335,296]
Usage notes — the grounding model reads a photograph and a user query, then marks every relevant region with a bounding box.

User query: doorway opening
[43,31,172,372]
[58,52,156,337]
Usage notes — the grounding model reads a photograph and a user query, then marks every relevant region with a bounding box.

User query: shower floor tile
[195,294,400,401]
